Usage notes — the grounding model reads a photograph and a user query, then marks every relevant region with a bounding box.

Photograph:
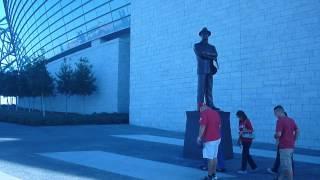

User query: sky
[0,0,5,19]
[0,1,6,103]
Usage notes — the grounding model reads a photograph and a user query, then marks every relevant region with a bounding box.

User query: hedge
[0,106,128,126]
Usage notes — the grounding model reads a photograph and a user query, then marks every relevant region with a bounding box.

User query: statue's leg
[197,75,206,107]
[205,74,214,108]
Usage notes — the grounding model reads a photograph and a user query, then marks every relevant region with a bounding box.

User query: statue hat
[199,27,211,36]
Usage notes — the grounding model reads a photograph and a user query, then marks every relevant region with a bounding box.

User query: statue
[194,27,219,110]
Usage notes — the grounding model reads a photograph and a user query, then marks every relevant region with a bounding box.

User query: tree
[20,62,39,112]
[28,53,49,109]
[31,61,55,117]
[0,68,30,110]
[17,62,34,111]
[73,57,97,113]
[56,59,74,114]
[1,71,19,109]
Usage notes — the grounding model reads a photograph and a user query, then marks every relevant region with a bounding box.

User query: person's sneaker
[216,168,226,172]
[200,165,208,171]
[267,168,277,175]
[237,170,248,174]
[251,167,259,172]
[202,175,218,180]
[202,176,212,180]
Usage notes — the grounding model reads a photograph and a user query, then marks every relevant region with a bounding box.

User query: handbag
[241,130,255,139]
[241,120,255,139]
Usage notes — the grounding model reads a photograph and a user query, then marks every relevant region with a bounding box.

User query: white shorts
[203,139,221,160]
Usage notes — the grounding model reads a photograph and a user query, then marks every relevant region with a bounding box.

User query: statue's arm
[200,52,216,61]
[193,45,205,58]
[203,47,218,61]
[194,45,213,60]
[194,45,219,61]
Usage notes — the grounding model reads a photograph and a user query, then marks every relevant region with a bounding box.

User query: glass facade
[3,0,130,60]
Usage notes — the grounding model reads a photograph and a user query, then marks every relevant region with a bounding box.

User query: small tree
[31,61,55,117]
[25,62,41,110]
[56,59,74,114]
[24,62,39,111]
[2,71,19,109]
[73,57,97,113]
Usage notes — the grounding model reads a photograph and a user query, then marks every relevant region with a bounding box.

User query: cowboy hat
[199,27,211,36]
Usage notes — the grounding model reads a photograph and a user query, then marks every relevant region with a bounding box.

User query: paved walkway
[113,134,320,165]
[0,122,319,179]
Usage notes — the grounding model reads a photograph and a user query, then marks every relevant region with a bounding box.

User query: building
[2,0,320,150]
[3,0,130,113]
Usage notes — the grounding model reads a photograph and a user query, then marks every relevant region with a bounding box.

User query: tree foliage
[1,55,97,116]
[73,57,96,96]
[0,53,55,114]
[56,59,74,96]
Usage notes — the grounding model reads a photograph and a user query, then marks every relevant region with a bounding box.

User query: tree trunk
[82,96,85,114]
[15,96,18,111]
[41,94,45,118]
[43,97,46,118]
[28,98,31,112]
[0,96,2,109]
[65,95,68,114]
[32,98,35,111]
[7,98,9,110]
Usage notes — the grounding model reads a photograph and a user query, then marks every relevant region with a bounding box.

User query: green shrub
[0,106,128,126]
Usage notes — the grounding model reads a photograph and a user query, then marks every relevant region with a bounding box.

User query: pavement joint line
[0,171,21,180]
[111,134,320,165]
[0,137,21,142]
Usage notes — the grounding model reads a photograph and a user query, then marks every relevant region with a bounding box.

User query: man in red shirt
[274,105,299,180]
[197,103,221,180]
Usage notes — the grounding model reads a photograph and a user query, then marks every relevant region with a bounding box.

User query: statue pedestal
[183,111,233,160]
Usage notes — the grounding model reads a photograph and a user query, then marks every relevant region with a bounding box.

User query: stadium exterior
[2,0,131,113]
[2,0,130,68]
[1,1,320,150]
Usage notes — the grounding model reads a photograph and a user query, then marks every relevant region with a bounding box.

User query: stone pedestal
[183,111,233,160]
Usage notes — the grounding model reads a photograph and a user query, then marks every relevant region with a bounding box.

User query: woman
[236,110,258,174]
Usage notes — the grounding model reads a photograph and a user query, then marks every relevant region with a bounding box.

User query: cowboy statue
[194,27,219,110]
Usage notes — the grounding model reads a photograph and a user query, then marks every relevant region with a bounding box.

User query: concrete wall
[19,36,130,114]
[130,0,320,149]
[118,36,130,112]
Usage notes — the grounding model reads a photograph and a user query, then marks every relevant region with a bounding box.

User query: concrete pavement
[0,122,319,179]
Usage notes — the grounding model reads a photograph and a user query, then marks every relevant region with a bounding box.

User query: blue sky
[0,1,5,19]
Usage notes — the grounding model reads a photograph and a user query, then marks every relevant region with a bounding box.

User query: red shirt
[276,117,298,149]
[239,119,254,142]
[199,108,221,142]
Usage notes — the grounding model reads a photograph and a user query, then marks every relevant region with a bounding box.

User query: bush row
[0,106,128,126]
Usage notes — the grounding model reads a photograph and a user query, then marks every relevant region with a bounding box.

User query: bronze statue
[194,27,219,110]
